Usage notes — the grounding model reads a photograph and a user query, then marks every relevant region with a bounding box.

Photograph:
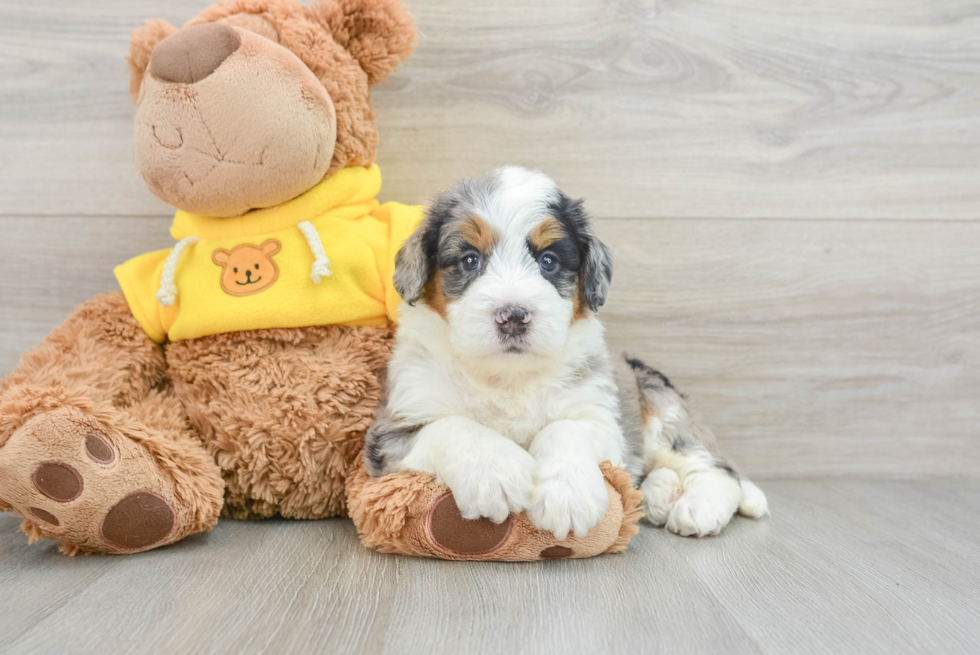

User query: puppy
[364,167,768,539]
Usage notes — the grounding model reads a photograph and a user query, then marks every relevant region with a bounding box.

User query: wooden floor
[2,0,979,653]
[1,478,978,655]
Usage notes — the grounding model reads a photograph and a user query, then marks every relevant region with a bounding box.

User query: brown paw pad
[540,546,573,559]
[85,432,115,465]
[100,491,175,551]
[29,507,61,526]
[428,492,512,556]
[32,463,83,502]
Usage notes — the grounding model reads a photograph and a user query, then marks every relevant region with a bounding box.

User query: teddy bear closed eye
[0,0,421,556]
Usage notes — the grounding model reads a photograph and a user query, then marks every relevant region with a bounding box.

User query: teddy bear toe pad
[0,408,183,554]
[347,459,644,561]
[428,492,513,556]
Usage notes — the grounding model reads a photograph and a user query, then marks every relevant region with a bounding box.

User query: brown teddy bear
[0,0,644,560]
[0,0,420,555]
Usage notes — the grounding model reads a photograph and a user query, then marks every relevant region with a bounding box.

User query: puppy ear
[310,0,418,85]
[394,196,454,306]
[126,19,178,104]
[582,235,614,311]
[393,227,427,306]
[551,193,614,312]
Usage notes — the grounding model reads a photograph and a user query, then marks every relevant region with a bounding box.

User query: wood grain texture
[1,479,978,655]
[2,216,977,477]
[1,0,980,218]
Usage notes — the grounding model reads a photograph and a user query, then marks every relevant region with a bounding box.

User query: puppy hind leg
[663,451,742,538]
[737,478,770,519]
[639,468,681,527]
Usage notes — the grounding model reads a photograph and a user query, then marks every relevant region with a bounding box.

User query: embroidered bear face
[212,240,281,296]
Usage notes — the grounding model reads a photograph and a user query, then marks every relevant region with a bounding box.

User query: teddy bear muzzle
[134,25,337,218]
[149,23,241,84]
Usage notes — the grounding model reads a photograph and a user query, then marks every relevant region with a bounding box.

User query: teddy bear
[0,0,645,560]
[0,0,420,555]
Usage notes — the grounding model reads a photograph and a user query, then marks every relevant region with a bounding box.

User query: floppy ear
[211,249,231,266]
[551,193,614,312]
[582,235,614,311]
[393,197,453,305]
[260,239,281,257]
[393,222,431,306]
[126,19,178,104]
[310,0,418,85]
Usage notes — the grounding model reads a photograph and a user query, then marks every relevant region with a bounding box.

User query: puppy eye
[255,264,260,270]
[539,253,559,273]
[461,253,482,272]
[233,267,238,273]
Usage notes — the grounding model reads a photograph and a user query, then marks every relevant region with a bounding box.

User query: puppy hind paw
[640,468,682,527]
[737,479,770,519]
[666,492,737,538]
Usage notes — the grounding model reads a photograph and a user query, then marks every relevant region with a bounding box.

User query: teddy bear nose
[149,23,242,84]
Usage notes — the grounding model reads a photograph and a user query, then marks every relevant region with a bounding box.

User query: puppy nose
[245,269,252,278]
[495,306,531,336]
[149,23,242,84]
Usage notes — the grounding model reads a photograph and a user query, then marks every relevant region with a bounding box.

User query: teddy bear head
[127,0,416,217]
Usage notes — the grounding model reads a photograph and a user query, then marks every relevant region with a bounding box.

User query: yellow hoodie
[115,165,423,343]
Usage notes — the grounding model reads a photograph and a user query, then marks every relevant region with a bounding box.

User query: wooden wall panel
[2,216,977,477]
[1,0,979,218]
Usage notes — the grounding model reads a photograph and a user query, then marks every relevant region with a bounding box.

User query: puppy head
[395,167,613,365]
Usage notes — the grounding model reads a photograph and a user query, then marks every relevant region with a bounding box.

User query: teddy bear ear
[211,249,231,266]
[126,19,178,104]
[309,0,418,85]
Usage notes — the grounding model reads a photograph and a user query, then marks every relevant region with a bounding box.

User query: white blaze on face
[443,167,576,365]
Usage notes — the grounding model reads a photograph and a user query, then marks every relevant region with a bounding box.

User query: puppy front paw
[442,443,537,524]
[529,462,609,541]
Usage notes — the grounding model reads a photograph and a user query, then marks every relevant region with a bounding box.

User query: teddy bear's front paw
[441,444,537,524]
[529,462,609,541]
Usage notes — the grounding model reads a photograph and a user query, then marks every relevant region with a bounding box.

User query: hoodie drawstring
[297,221,332,283]
[156,236,199,307]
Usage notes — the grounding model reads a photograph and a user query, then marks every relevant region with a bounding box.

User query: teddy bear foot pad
[0,408,197,554]
[347,458,644,561]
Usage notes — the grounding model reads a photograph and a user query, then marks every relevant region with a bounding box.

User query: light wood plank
[672,479,980,655]
[2,216,977,477]
[2,0,980,218]
[2,479,978,655]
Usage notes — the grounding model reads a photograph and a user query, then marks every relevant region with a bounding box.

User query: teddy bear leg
[0,293,223,554]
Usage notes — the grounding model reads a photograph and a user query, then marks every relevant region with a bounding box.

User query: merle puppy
[364,167,768,539]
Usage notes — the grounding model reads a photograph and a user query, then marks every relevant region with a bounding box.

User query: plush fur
[128,0,416,216]
[363,168,769,544]
[347,457,643,560]
[0,0,416,555]
[0,294,224,554]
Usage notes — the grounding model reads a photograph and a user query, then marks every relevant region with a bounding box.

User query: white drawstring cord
[155,236,199,307]
[297,221,331,283]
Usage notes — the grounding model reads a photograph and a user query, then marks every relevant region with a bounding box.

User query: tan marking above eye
[457,214,498,253]
[529,217,565,251]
